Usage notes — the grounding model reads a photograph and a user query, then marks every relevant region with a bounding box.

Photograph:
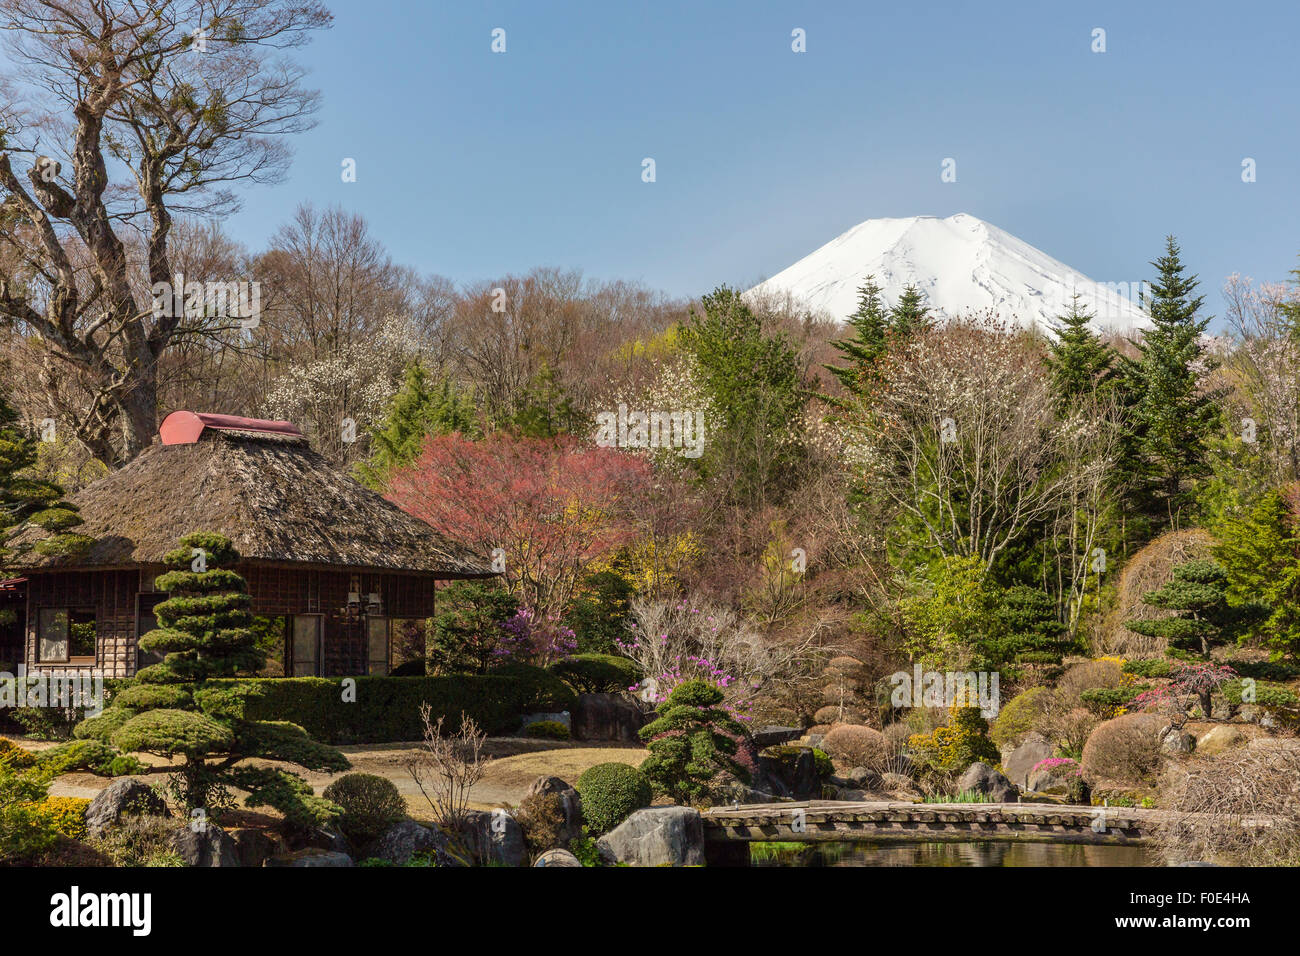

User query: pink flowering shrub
[498,607,577,668]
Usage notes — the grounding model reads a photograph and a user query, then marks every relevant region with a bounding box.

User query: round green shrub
[524,720,571,740]
[549,654,642,694]
[576,762,652,834]
[990,686,1050,751]
[321,773,407,845]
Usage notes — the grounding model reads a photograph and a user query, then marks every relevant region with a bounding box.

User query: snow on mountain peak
[748,213,1149,333]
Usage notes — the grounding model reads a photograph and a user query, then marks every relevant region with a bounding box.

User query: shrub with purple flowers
[498,607,577,668]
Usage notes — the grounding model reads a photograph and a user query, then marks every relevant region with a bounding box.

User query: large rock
[523,776,584,845]
[85,778,169,839]
[596,807,705,867]
[572,693,650,742]
[1004,733,1054,789]
[265,848,354,867]
[369,820,448,865]
[1026,763,1077,796]
[229,828,287,868]
[534,848,582,867]
[1160,727,1196,755]
[752,726,804,748]
[171,824,241,867]
[1197,724,1249,756]
[956,762,1019,803]
[459,810,527,866]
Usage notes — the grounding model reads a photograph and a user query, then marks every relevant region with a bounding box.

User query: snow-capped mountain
[748,213,1149,332]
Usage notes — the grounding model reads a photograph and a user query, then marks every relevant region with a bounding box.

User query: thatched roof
[7,425,492,577]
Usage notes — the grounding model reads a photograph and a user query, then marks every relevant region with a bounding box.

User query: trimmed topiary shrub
[1080,712,1167,787]
[576,762,652,834]
[990,686,1050,751]
[523,720,570,740]
[549,654,642,694]
[820,724,891,770]
[72,532,350,826]
[322,773,407,845]
[1122,657,1173,679]
[638,680,751,804]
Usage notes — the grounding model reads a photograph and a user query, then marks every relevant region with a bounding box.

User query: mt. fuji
[749,213,1150,332]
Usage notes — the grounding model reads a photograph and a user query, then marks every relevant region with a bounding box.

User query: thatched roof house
[2,412,493,678]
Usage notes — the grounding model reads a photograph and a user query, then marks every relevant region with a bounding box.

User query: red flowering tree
[387,433,662,619]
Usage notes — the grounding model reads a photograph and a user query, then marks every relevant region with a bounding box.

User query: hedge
[216,670,577,744]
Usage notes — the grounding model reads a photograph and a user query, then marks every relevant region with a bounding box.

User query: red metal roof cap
[159,411,303,446]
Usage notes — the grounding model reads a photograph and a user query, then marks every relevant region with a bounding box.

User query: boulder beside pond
[596,807,705,867]
[956,762,1019,803]
[1003,733,1054,789]
[534,848,582,867]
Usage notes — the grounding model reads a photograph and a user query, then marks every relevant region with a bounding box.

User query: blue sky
[225,0,1300,320]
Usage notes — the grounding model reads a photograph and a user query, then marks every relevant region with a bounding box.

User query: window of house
[367,616,389,675]
[38,608,97,663]
[292,615,322,676]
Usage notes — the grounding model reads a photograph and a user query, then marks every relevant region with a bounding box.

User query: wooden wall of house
[232,565,440,677]
[24,570,140,679]
[22,565,441,678]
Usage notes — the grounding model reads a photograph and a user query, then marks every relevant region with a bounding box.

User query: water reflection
[749,840,1153,867]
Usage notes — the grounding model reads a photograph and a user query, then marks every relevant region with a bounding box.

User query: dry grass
[1157,744,1300,865]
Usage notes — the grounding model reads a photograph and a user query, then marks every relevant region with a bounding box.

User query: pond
[747,840,1155,867]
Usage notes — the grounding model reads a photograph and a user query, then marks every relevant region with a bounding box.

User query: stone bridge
[701,799,1163,863]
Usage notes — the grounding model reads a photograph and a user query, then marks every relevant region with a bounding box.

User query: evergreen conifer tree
[1044,294,1115,411]
[890,283,933,337]
[75,532,349,822]
[824,275,890,399]
[358,363,478,489]
[1212,489,1300,660]
[0,396,92,564]
[1119,237,1222,530]
[1125,559,1268,662]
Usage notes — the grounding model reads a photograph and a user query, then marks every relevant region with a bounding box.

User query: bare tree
[0,0,330,465]
[1222,273,1300,485]
[404,704,489,863]
[851,316,1073,574]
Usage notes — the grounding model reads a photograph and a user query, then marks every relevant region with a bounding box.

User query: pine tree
[0,395,92,564]
[824,275,890,399]
[638,679,750,804]
[1120,237,1222,530]
[1212,489,1300,660]
[357,363,478,489]
[1125,559,1268,668]
[75,532,349,822]
[890,283,933,337]
[1044,294,1115,411]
